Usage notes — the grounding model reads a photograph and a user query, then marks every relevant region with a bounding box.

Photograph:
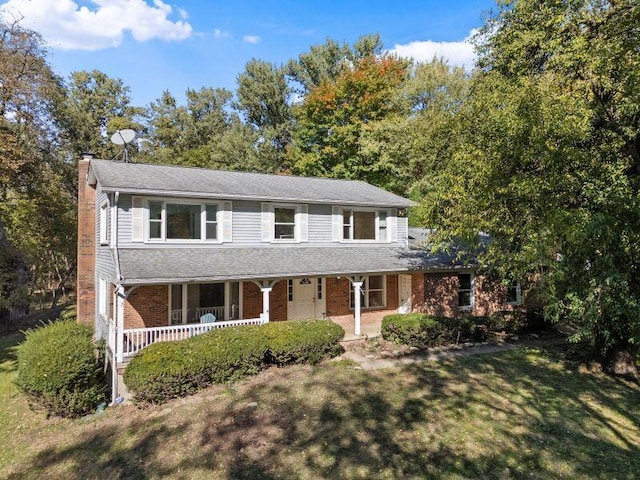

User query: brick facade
[421,272,517,317]
[242,280,288,321]
[77,155,96,326]
[326,273,400,318]
[124,285,169,329]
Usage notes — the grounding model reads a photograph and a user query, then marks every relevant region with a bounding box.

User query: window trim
[99,202,109,246]
[507,282,522,305]
[457,272,475,310]
[98,278,108,319]
[269,202,301,243]
[341,208,390,243]
[350,274,387,310]
[145,198,222,243]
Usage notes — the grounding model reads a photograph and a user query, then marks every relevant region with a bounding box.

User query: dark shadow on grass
[4,345,640,479]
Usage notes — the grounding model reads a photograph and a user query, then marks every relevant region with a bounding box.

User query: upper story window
[340,209,390,242]
[262,202,308,243]
[99,202,109,245]
[274,207,296,240]
[458,273,474,309]
[148,200,220,242]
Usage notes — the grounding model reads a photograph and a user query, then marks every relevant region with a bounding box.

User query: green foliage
[124,320,345,404]
[262,320,345,365]
[16,320,106,417]
[381,313,491,348]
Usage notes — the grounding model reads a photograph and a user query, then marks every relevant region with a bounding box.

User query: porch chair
[200,313,216,323]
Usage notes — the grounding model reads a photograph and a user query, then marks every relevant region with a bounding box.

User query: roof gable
[88,159,414,207]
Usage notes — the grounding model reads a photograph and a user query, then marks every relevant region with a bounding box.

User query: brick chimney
[77,153,96,327]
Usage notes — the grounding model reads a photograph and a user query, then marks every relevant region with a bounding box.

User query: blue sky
[0,0,496,106]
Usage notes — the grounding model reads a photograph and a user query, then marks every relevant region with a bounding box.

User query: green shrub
[17,320,106,417]
[263,320,345,365]
[124,320,345,404]
[381,314,490,348]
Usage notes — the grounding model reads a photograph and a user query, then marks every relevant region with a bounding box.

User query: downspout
[110,191,123,404]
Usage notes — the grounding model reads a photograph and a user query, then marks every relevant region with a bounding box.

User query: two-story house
[77,154,523,399]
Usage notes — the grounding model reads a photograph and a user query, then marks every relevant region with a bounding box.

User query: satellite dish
[109,129,137,162]
[110,129,136,146]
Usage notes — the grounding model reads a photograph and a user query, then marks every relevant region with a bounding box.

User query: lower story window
[458,273,473,308]
[350,275,386,309]
[507,282,522,305]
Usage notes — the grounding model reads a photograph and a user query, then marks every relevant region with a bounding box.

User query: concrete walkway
[339,336,568,371]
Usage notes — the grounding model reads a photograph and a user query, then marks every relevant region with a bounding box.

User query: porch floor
[330,315,383,341]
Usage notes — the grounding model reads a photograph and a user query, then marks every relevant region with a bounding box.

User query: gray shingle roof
[89,159,414,207]
[117,246,427,285]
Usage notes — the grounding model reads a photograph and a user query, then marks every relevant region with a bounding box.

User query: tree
[235,59,292,171]
[288,54,410,187]
[418,0,640,378]
[0,22,75,317]
[59,69,144,161]
[287,34,384,94]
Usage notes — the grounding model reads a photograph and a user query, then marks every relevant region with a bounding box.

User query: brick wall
[411,273,426,312]
[326,277,351,316]
[422,272,518,317]
[242,280,288,321]
[124,285,169,329]
[423,273,459,316]
[386,274,399,310]
[77,154,96,327]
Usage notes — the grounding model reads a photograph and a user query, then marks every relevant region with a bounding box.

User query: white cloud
[388,29,478,71]
[243,34,260,44]
[213,28,231,39]
[0,0,193,51]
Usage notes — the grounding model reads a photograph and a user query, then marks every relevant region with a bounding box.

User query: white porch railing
[121,317,263,358]
[196,306,225,320]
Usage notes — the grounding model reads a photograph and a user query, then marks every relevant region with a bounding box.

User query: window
[205,205,218,240]
[458,273,474,309]
[99,203,109,245]
[378,210,387,241]
[147,200,220,242]
[507,282,522,305]
[317,278,323,300]
[274,207,296,240]
[350,275,386,309]
[342,209,385,241]
[288,279,293,301]
[149,201,162,239]
[98,278,108,318]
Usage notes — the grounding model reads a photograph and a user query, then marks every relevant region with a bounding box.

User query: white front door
[292,277,316,319]
[398,274,412,314]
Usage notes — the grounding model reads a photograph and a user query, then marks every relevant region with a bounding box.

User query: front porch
[108,273,421,361]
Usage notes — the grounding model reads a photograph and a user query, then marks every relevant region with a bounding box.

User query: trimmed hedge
[123,320,345,404]
[263,320,345,365]
[16,320,107,418]
[381,313,490,348]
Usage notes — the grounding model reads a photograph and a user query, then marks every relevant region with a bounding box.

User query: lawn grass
[1,333,639,479]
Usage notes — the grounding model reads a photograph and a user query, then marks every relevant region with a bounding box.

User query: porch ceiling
[117,246,453,285]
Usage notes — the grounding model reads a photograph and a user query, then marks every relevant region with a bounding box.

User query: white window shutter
[299,204,308,242]
[389,208,398,242]
[261,202,273,242]
[131,196,144,242]
[332,206,342,242]
[222,201,233,242]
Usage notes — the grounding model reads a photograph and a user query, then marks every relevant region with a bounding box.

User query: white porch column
[352,281,363,336]
[261,287,272,323]
[115,285,125,363]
